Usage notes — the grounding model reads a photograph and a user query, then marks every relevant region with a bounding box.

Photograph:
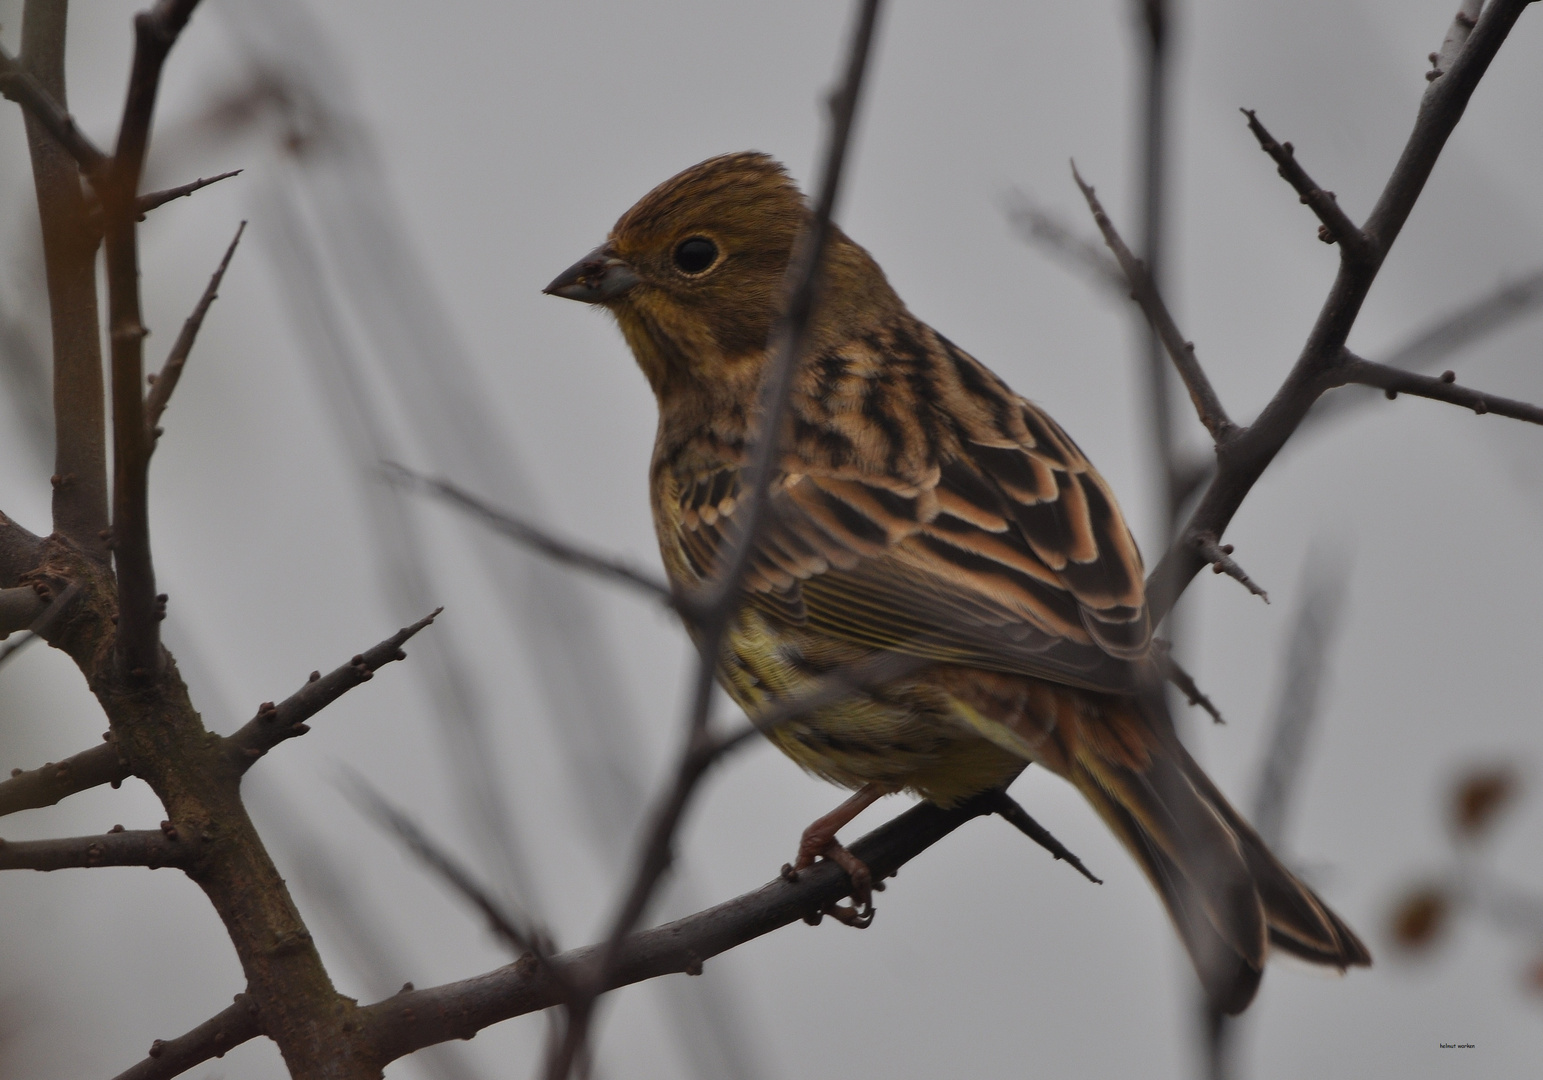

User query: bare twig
[0,742,130,818]
[0,827,199,871]
[1071,162,1236,444]
[385,465,674,605]
[135,169,243,217]
[1145,0,1534,625]
[984,789,1103,884]
[1337,352,1543,425]
[223,609,440,771]
[1193,532,1269,603]
[1240,109,1374,261]
[0,584,46,639]
[1430,0,1485,83]
[109,995,263,1080]
[145,221,246,440]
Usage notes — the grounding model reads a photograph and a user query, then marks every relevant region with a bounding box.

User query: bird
[544,151,1370,1014]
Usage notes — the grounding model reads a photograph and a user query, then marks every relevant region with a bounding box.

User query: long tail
[1045,690,1371,1014]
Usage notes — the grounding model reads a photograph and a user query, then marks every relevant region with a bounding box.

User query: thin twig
[108,996,263,1080]
[384,464,674,605]
[1337,352,1543,425]
[1070,162,1236,444]
[984,789,1103,884]
[223,609,441,771]
[1240,109,1374,261]
[1193,532,1269,603]
[0,827,198,871]
[136,169,243,217]
[145,220,246,440]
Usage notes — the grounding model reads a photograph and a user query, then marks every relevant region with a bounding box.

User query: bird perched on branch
[545,151,1369,1014]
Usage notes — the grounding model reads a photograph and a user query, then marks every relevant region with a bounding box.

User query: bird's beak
[543,244,639,303]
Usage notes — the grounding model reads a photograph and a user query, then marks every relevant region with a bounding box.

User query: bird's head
[545,152,900,400]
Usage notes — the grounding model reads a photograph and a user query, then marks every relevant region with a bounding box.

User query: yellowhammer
[545,151,1369,1014]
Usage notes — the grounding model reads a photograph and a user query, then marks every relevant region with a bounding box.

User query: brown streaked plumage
[545,151,1369,1014]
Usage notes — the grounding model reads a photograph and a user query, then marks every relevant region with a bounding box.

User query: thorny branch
[1144,0,1539,625]
[1240,109,1373,260]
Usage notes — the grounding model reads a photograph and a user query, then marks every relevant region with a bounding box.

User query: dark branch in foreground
[1070,162,1236,443]
[109,996,262,1080]
[145,221,247,440]
[223,609,441,771]
[985,790,1102,884]
[0,828,199,871]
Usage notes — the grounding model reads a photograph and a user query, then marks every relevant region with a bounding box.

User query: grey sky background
[1,1,1541,1077]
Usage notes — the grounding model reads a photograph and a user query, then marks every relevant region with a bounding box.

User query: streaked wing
[664,327,1150,693]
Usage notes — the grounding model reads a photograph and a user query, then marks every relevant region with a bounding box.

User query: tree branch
[0,742,129,818]
[16,1,111,559]
[1070,162,1236,443]
[144,220,246,441]
[0,38,107,175]
[0,509,44,588]
[0,584,47,639]
[1192,532,1269,602]
[362,793,996,1070]
[1336,352,1543,425]
[1145,0,1534,625]
[0,827,198,871]
[109,996,264,1080]
[1240,109,1374,261]
[223,609,440,772]
[135,169,242,217]
[104,0,205,679]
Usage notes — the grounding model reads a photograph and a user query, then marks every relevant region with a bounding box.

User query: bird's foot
[785,833,875,929]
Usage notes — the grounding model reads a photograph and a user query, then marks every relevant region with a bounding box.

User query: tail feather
[1056,695,1371,1014]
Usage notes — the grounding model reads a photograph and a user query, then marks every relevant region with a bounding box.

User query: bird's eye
[672,236,719,275]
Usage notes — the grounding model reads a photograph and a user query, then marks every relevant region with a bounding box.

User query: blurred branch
[1336,352,1543,424]
[0,33,107,174]
[385,465,675,606]
[223,609,440,771]
[109,995,262,1080]
[1151,639,1224,724]
[145,221,246,442]
[1145,0,1535,624]
[0,579,82,667]
[0,585,47,639]
[0,827,199,870]
[1004,191,1125,293]
[549,4,886,1074]
[1250,550,1350,851]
